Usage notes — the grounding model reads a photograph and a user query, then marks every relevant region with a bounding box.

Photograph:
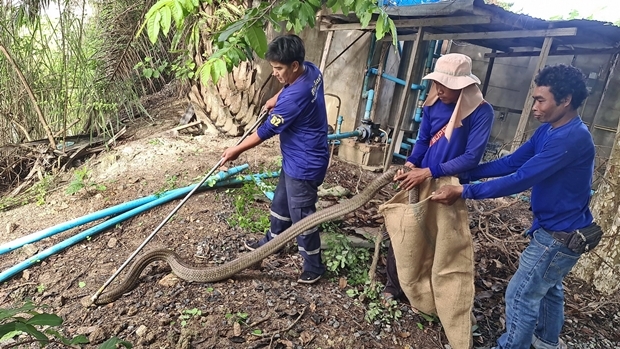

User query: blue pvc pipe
[413,40,438,123]
[362,36,377,98]
[363,89,375,120]
[328,131,361,141]
[0,164,249,256]
[368,68,424,90]
[0,170,281,283]
[393,152,407,160]
[336,115,344,134]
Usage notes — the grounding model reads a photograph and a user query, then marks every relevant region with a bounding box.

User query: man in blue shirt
[221,34,329,284]
[384,53,494,302]
[432,64,594,349]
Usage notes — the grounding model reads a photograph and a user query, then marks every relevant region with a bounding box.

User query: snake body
[93,166,400,305]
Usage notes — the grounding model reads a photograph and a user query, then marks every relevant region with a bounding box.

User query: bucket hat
[422,53,480,89]
[422,53,486,141]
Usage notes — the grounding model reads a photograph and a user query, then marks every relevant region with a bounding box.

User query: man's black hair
[534,64,588,110]
[265,34,305,66]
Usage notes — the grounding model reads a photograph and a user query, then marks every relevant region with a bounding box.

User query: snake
[90,166,401,305]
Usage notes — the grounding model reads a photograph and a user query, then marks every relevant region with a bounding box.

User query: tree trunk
[572,130,620,294]
[188,2,280,136]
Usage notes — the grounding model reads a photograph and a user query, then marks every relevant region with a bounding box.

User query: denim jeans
[494,228,581,349]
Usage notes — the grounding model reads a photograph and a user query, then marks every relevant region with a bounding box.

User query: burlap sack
[379,176,474,349]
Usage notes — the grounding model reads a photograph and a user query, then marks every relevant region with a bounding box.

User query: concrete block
[337,138,386,170]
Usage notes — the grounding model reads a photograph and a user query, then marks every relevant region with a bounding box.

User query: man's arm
[256,94,303,140]
[462,136,536,182]
[462,137,574,199]
[221,133,264,164]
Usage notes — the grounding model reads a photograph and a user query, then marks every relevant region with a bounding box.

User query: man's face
[434,82,461,104]
[270,61,300,84]
[531,86,571,124]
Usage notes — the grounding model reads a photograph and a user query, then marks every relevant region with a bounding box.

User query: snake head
[80,295,97,308]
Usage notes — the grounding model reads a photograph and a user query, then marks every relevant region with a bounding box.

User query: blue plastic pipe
[328,131,361,141]
[363,89,375,120]
[0,164,249,256]
[0,170,281,283]
[413,40,438,123]
[368,68,425,91]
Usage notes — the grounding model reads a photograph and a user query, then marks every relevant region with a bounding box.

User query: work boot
[297,271,322,284]
[244,239,261,251]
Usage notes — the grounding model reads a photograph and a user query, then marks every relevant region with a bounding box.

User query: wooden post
[589,53,619,132]
[510,37,553,152]
[481,49,496,96]
[383,27,425,172]
[319,31,334,72]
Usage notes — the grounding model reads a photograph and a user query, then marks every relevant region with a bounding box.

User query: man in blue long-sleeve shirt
[221,34,329,284]
[384,53,494,302]
[432,64,594,349]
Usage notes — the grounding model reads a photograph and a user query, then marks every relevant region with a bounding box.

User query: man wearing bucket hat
[384,53,494,303]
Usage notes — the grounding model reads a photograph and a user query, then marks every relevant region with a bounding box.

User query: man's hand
[431,185,464,205]
[394,167,431,191]
[221,146,242,165]
[404,161,416,169]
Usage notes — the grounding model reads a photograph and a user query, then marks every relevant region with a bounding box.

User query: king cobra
[90,166,401,305]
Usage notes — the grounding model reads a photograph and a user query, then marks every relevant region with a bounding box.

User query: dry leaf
[338,277,348,289]
[299,331,315,345]
[233,322,241,337]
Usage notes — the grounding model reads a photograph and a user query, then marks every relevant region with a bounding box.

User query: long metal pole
[90,110,268,303]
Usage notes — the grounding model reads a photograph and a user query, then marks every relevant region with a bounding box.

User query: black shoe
[297,271,322,284]
[244,239,261,251]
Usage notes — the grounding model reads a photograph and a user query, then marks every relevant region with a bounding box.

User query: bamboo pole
[0,44,56,149]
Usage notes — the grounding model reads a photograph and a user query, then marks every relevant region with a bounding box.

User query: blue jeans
[495,229,581,349]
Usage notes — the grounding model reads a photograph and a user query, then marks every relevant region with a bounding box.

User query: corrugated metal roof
[322,0,620,52]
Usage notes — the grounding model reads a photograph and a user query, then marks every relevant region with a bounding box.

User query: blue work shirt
[407,100,494,179]
[257,62,329,182]
[461,116,594,232]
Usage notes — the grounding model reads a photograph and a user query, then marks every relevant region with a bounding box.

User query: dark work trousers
[385,243,404,299]
[258,171,326,275]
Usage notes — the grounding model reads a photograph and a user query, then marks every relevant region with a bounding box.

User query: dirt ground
[1,94,619,349]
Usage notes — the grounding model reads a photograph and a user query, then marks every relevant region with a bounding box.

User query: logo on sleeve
[270,114,284,127]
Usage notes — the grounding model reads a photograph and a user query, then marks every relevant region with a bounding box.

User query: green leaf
[0,330,23,342]
[70,334,90,344]
[26,314,62,327]
[359,11,372,28]
[244,25,268,58]
[218,20,247,43]
[181,0,194,12]
[15,322,48,343]
[0,302,37,321]
[171,0,185,26]
[146,11,162,44]
[213,58,228,83]
[143,68,154,78]
[307,0,321,6]
[98,337,133,349]
[376,16,385,40]
[78,281,86,288]
[300,3,316,27]
[160,6,172,36]
[252,329,262,335]
[199,62,212,85]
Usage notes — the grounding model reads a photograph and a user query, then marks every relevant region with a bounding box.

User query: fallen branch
[252,307,306,338]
